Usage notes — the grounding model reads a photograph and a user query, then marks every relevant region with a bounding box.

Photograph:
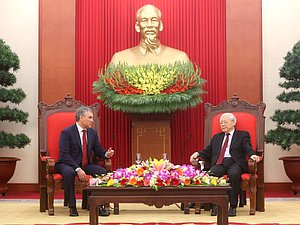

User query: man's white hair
[220,113,236,124]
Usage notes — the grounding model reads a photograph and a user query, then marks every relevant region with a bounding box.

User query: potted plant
[265,40,300,194]
[0,39,31,195]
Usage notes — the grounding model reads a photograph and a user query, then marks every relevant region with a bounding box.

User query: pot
[0,157,20,195]
[279,156,300,194]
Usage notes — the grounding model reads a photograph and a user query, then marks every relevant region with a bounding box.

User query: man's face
[79,111,94,129]
[219,115,235,133]
[136,7,161,41]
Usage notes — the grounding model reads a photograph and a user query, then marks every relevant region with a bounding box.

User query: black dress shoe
[69,207,79,217]
[211,205,217,216]
[99,205,110,217]
[228,207,236,217]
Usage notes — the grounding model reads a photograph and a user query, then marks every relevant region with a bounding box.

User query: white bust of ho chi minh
[110,4,190,66]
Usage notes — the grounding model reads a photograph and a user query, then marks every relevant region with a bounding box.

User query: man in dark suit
[190,113,260,217]
[55,106,114,217]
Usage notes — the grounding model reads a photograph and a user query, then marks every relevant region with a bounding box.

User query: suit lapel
[217,133,225,152]
[72,124,82,148]
[86,128,93,159]
[230,130,239,149]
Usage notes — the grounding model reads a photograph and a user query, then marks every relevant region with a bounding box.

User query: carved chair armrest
[248,148,264,175]
[39,151,55,174]
[45,158,55,175]
[247,158,258,175]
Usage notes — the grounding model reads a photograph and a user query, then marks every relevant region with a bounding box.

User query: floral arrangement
[89,158,228,191]
[93,62,206,114]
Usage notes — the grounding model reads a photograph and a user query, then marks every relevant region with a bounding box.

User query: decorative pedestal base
[128,113,173,163]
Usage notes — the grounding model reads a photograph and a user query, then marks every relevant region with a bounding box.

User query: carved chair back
[38,94,101,215]
[38,94,100,161]
[203,94,266,214]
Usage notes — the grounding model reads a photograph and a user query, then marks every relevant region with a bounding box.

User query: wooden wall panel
[132,121,171,164]
[39,0,75,103]
[226,0,262,103]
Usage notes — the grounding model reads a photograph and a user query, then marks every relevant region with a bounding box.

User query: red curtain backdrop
[75,0,226,169]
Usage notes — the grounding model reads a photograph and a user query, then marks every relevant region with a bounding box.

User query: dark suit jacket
[197,130,255,172]
[55,124,107,170]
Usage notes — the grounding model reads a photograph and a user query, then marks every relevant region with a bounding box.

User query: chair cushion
[241,173,258,181]
[50,173,92,181]
[241,173,251,181]
[47,112,76,162]
[211,112,257,150]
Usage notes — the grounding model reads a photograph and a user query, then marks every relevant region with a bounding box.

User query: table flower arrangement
[93,62,206,114]
[89,158,228,191]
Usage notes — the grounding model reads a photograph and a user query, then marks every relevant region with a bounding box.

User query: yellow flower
[107,179,115,186]
[211,177,217,186]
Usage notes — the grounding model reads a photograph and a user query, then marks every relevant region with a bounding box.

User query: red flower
[171,178,180,186]
[156,178,164,187]
[136,180,144,187]
[194,180,201,185]
[120,179,128,186]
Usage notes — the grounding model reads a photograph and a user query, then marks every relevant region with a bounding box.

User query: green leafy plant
[93,62,206,114]
[0,39,31,148]
[265,41,300,151]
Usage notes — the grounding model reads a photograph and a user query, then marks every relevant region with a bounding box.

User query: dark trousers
[209,157,242,208]
[55,163,107,207]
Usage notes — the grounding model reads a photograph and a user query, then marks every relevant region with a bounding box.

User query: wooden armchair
[200,94,266,215]
[38,94,112,215]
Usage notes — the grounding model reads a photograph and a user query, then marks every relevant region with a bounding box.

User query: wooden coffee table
[87,186,231,225]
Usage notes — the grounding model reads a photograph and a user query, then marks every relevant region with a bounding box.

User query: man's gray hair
[220,113,237,124]
[75,106,92,121]
[136,4,162,21]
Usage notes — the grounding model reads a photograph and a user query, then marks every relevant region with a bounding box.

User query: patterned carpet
[30,223,300,225]
[1,193,299,225]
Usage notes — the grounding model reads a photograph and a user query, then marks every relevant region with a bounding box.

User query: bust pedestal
[128,113,173,164]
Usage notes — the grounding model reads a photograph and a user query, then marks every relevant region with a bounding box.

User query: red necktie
[82,130,88,168]
[216,133,230,165]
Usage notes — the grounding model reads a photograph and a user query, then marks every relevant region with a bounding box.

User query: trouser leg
[227,163,242,208]
[84,164,107,177]
[56,164,76,207]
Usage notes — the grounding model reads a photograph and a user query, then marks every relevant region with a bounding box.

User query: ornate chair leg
[256,184,265,212]
[40,185,47,212]
[47,187,54,215]
[249,179,257,215]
